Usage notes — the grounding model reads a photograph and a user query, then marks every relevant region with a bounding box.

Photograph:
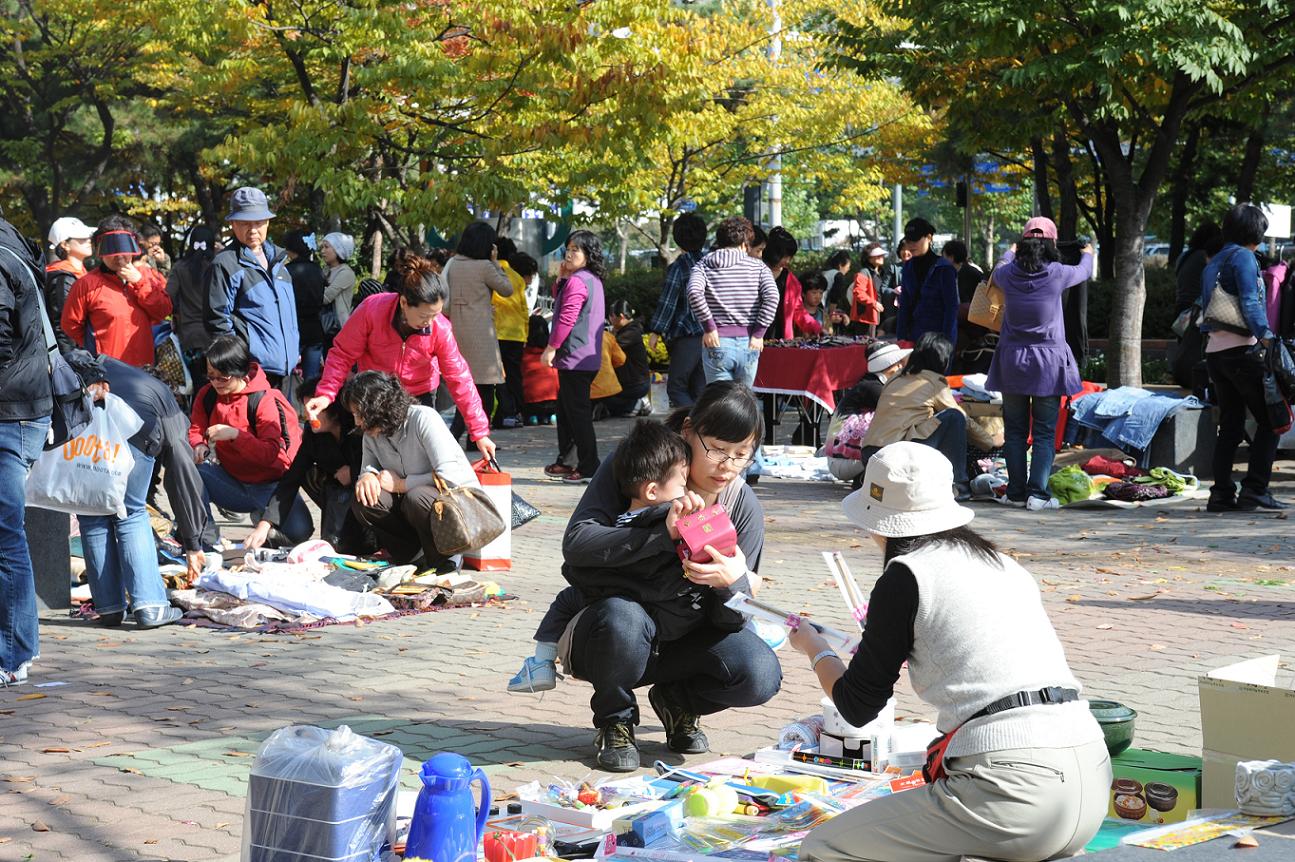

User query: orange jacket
[848,272,882,326]
[62,266,172,365]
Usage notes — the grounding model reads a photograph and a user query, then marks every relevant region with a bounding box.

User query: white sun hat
[841,441,974,537]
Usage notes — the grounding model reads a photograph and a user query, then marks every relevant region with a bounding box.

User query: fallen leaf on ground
[31,820,49,832]
[144,839,158,845]
[1127,592,1162,601]
[215,822,230,829]
[83,741,111,749]
[1066,594,1082,602]
[49,795,70,806]
[40,747,69,753]
[16,693,45,701]
[4,775,36,783]
[1234,835,1259,848]
[1150,644,1165,651]
[223,751,252,757]
[1096,624,1113,630]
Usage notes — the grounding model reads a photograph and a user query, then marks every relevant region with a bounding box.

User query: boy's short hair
[613,419,690,501]
[801,271,828,294]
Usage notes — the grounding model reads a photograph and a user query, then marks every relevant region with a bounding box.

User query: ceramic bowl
[1089,700,1137,757]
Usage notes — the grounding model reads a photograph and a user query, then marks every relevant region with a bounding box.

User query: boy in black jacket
[508,420,689,694]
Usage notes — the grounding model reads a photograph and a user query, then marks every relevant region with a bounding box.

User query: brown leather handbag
[425,472,506,555]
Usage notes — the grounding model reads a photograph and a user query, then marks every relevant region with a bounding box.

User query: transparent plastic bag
[242,725,402,862]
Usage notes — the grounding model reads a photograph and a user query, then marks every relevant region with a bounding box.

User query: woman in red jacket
[61,217,172,366]
[304,253,496,461]
[763,227,822,341]
[189,336,311,546]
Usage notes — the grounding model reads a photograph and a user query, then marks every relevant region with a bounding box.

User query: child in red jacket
[188,336,311,547]
[522,314,559,425]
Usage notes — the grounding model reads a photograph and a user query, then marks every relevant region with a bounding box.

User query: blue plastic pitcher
[405,753,492,862]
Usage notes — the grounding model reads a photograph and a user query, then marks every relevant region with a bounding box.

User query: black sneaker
[649,685,709,754]
[594,722,639,772]
[1206,496,1239,512]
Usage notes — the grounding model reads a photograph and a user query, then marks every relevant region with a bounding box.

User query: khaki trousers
[801,740,1111,862]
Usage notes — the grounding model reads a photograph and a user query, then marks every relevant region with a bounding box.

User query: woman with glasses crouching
[189,335,312,547]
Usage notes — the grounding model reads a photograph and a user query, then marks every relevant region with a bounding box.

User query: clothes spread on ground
[196,566,394,621]
[1070,386,1203,456]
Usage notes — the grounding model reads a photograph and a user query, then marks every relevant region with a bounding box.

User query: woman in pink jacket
[304,253,496,461]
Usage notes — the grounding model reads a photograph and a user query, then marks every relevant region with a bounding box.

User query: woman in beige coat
[445,221,514,440]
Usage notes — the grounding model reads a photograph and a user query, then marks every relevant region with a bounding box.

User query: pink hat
[1022,216,1058,240]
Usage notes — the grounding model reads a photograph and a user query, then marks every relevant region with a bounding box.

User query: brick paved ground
[3,415,1293,861]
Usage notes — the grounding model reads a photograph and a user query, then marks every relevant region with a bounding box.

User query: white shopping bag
[25,393,144,518]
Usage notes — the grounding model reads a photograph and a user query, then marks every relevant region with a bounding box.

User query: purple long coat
[986,250,1093,397]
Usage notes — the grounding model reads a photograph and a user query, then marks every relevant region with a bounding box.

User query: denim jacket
[1200,244,1271,340]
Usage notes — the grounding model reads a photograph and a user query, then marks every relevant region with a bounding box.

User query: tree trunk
[1166,124,1201,265]
[618,221,629,274]
[1051,133,1078,240]
[1105,191,1152,387]
[1031,137,1052,218]
[981,213,995,269]
[1234,116,1266,204]
[370,230,383,279]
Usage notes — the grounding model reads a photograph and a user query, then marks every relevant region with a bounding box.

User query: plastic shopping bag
[25,393,144,518]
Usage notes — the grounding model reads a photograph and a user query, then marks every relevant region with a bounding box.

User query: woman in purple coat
[987,217,1094,510]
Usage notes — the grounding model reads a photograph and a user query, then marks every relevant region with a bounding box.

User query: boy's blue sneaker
[508,656,559,693]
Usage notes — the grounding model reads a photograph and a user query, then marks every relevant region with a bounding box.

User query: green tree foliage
[834,0,1295,385]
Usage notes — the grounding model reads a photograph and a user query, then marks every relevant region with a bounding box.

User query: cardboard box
[1107,749,1201,825]
[1199,655,1295,808]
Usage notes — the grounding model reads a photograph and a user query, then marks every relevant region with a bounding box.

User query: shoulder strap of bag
[204,386,265,438]
[0,245,57,360]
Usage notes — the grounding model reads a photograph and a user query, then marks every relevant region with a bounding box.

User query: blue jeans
[666,336,707,407]
[917,408,970,485]
[300,343,323,383]
[198,462,313,544]
[1,417,51,674]
[1002,394,1061,502]
[80,447,168,614]
[702,336,760,386]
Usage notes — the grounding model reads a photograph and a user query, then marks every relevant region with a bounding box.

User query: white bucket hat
[867,343,912,374]
[842,442,974,537]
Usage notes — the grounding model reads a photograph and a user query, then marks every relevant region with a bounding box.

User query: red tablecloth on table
[752,344,872,413]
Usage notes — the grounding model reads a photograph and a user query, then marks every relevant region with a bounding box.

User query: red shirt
[62,266,172,366]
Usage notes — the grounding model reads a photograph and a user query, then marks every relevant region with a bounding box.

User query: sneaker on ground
[508,656,559,693]
[594,722,640,772]
[649,685,709,754]
[634,397,653,417]
[562,472,592,485]
[0,661,30,687]
[996,495,1026,507]
[544,463,574,478]
[500,416,524,429]
[1025,496,1061,511]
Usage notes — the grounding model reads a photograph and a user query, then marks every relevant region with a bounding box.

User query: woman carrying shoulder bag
[1200,203,1287,512]
[345,371,492,572]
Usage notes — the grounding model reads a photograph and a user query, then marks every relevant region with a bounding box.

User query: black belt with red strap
[923,687,1080,784]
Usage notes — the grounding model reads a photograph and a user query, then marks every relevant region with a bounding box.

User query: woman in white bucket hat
[792,441,1110,862]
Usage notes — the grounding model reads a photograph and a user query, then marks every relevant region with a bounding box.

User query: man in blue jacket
[896,218,959,353]
[203,187,300,391]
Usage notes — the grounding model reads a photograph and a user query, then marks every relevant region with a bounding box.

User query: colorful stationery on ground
[1125,810,1291,850]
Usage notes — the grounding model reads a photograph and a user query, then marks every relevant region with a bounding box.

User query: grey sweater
[361,405,478,492]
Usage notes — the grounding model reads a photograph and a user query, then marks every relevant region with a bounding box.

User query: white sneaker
[1026,496,1061,511]
[1,661,30,687]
